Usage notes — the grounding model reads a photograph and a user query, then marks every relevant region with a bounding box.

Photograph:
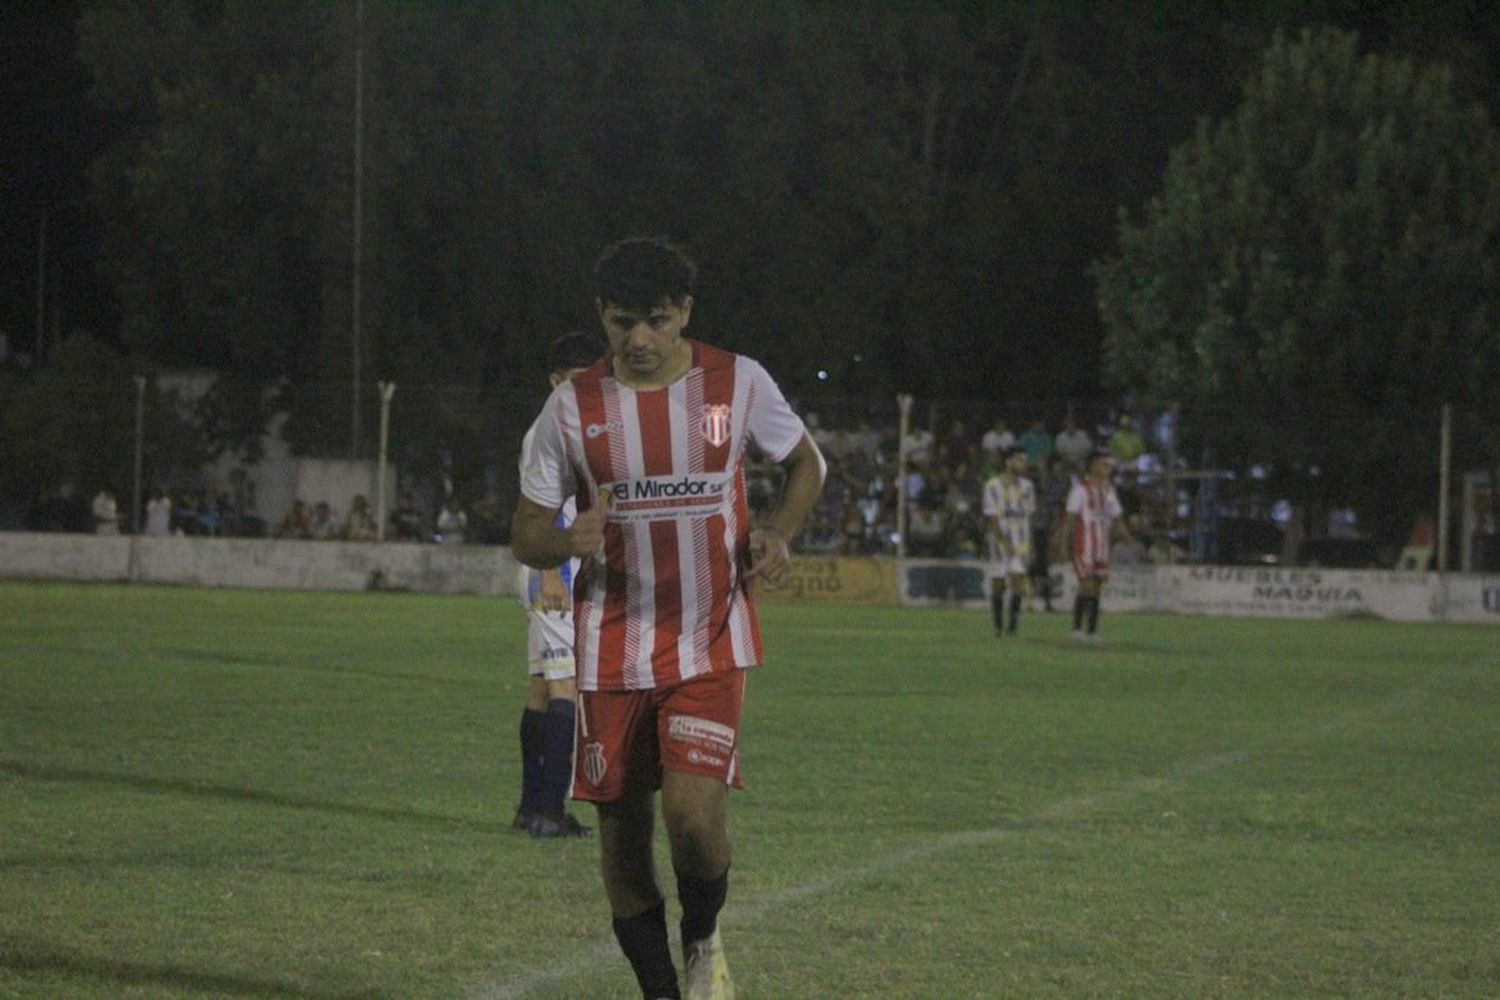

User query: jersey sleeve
[1065,481,1085,515]
[1023,480,1037,518]
[981,479,1000,518]
[743,358,806,463]
[1106,487,1124,519]
[519,389,576,511]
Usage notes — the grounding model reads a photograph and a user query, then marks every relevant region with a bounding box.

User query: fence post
[132,374,146,534]
[897,393,913,561]
[376,381,396,541]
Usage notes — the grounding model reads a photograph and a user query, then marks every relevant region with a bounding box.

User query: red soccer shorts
[572,668,747,803]
[1073,556,1110,584]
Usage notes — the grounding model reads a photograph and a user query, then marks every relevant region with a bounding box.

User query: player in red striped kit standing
[1061,451,1137,642]
[511,237,825,1000]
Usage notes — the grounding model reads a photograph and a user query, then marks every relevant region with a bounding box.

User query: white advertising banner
[897,558,1500,625]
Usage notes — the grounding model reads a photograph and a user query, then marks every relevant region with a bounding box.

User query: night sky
[1,2,117,359]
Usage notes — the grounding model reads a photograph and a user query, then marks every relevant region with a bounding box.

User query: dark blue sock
[612,901,679,998]
[519,707,546,814]
[540,697,577,819]
[677,867,729,948]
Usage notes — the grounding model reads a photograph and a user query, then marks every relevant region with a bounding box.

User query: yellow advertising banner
[760,556,900,606]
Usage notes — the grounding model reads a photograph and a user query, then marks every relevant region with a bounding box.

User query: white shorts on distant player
[526,608,575,682]
[987,538,1030,578]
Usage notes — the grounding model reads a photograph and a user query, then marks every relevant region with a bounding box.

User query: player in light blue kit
[512,331,604,839]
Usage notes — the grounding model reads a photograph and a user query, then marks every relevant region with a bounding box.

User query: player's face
[597,296,692,381]
[1091,455,1113,479]
[1007,452,1028,476]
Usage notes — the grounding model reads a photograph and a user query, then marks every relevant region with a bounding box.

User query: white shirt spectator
[145,493,172,536]
[981,422,1016,456]
[1054,423,1093,468]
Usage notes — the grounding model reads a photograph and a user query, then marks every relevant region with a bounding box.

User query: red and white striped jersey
[519,340,806,692]
[1066,477,1123,567]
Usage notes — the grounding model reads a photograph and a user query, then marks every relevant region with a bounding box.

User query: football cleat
[528,813,592,839]
[684,928,735,1000]
[510,808,534,832]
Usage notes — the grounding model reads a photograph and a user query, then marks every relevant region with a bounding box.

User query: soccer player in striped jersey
[1061,451,1137,642]
[512,331,604,840]
[511,238,826,1000]
[982,445,1036,636]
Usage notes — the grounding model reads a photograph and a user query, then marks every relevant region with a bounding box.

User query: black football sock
[540,698,577,818]
[1073,595,1086,630]
[677,867,729,948]
[519,708,546,814]
[1008,592,1023,632]
[1087,596,1101,634]
[612,901,680,998]
[990,582,1006,632]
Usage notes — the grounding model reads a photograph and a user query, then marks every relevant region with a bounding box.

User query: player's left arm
[746,432,826,589]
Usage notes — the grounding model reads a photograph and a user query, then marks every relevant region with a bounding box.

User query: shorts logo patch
[686,748,726,768]
[700,404,732,448]
[668,715,736,752]
[581,740,608,787]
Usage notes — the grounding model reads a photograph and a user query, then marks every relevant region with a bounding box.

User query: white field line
[472,687,1422,999]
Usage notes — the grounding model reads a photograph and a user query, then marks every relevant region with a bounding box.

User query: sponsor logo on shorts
[686,748,726,768]
[668,715,736,752]
[581,741,608,787]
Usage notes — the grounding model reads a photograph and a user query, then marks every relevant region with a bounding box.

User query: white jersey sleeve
[1105,485,1124,520]
[519,388,578,512]
[1065,481,1085,516]
[981,477,1002,519]
[742,358,805,463]
[1023,479,1037,520]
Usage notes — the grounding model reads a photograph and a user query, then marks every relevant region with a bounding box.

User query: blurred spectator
[391,493,425,541]
[344,495,378,541]
[907,494,948,557]
[980,417,1016,459]
[937,418,975,469]
[1108,414,1146,465]
[309,500,342,540]
[145,485,172,537]
[840,499,867,555]
[274,499,312,539]
[469,490,509,544]
[1112,514,1148,565]
[903,425,935,465]
[174,491,203,535]
[91,488,120,535]
[1019,420,1054,465]
[436,498,468,544]
[196,492,223,536]
[1054,417,1093,472]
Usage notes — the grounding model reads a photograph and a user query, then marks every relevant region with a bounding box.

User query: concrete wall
[0,532,521,597]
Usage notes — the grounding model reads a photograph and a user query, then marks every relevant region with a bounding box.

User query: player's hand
[539,570,569,613]
[744,526,791,591]
[566,492,609,559]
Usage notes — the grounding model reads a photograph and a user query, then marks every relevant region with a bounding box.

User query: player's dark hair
[1003,445,1026,461]
[548,330,604,373]
[594,236,697,312]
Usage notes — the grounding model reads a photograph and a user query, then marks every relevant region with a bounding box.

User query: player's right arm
[512,498,603,570]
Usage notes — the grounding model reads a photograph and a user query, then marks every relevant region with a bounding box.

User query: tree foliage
[1096,27,1500,536]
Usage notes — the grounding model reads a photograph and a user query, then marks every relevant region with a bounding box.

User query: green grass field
[2,581,1497,999]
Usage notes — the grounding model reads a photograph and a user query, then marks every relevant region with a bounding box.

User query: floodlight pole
[350,0,366,458]
[896,393,913,561]
[1438,403,1452,575]
[376,381,396,541]
[132,374,146,533]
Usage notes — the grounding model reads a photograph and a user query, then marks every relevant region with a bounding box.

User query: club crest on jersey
[700,404,732,448]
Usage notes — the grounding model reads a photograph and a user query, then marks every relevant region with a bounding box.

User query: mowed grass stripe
[2,582,1496,998]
